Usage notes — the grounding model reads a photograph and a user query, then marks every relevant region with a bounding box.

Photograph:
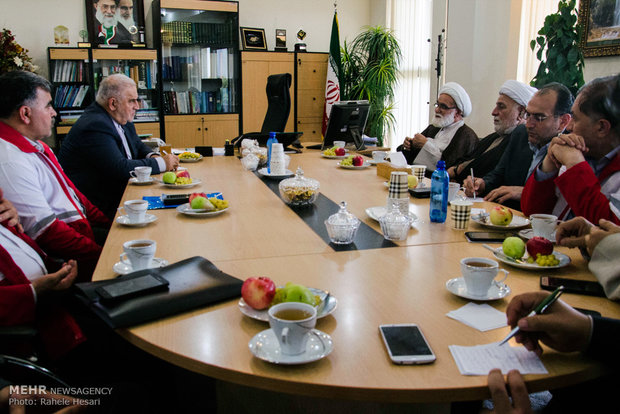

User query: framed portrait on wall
[240,27,267,50]
[579,0,620,57]
[85,0,146,48]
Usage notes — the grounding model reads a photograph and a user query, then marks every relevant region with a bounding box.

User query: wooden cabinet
[164,114,239,147]
[295,52,328,143]
[241,51,295,133]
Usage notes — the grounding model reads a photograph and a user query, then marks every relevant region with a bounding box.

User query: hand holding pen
[499,289,592,355]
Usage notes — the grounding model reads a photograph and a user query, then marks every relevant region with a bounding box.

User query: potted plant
[530,0,584,96]
[341,26,402,146]
[0,28,38,74]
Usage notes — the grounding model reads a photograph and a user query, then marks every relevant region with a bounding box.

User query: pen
[498,286,564,346]
[470,168,476,199]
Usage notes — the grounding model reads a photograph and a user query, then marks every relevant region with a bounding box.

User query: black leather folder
[74,256,243,329]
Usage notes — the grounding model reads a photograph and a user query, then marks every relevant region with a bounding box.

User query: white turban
[439,82,472,117]
[499,80,537,108]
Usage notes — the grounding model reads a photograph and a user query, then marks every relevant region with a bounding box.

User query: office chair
[0,354,70,388]
[231,73,303,150]
[0,326,40,362]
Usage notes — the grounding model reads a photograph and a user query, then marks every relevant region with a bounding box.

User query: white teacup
[530,214,558,240]
[372,151,388,163]
[118,199,148,223]
[460,257,508,297]
[268,302,317,355]
[120,239,156,271]
[130,166,152,182]
[333,140,346,148]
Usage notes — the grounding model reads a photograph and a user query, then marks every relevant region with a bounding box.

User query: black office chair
[232,73,303,150]
[0,354,70,388]
[0,326,40,362]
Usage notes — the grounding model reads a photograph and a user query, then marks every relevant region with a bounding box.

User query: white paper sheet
[446,303,507,332]
[389,152,407,167]
[449,342,548,376]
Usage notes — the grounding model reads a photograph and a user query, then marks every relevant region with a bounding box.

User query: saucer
[248,329,333,365]
[116,214,157,227]
[176,203,228,217]
[113,257,169,275]
[129,177,154,185]
[257,168,294,179]
[157,178,202,189]
[337,162,371,169]
[471,214,530,230]
[446,277,511,301]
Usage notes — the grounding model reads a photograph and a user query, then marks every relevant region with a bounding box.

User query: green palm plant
[341,26,401,146]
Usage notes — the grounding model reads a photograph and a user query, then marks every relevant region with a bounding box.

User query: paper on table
[389,152,407,167]
[449,343,548,376]
[446,303,507,332]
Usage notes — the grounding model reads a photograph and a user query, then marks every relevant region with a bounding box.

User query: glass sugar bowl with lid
[278,167,320,207]
[325,201,360,244]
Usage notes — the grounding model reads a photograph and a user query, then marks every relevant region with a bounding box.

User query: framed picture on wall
[578,0,620,57]
[85,0,146,48]
[240,27,267,50]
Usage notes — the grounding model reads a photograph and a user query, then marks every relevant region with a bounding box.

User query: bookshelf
[153,0,240,147]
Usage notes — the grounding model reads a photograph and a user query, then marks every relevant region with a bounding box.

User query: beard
[117,13,135,30]
[96,8,117,28]
[493,117,518,135]
[431,111,456,128]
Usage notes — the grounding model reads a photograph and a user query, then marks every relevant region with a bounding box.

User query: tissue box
[376,162,412,179]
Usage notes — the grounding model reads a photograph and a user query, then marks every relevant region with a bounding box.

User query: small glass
[325,201,360,244]
[279,167,320,206]
[379,200,410,241]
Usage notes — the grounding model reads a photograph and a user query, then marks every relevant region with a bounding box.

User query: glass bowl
[279,167,319,207]
[325,201,360,244]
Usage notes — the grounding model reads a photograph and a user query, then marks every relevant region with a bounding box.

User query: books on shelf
[53,60,86,82]
[163,48,229,81]
[95,61,156,90]
[162,21,234,45]
[58,109,85,125]
[54,85,90,108]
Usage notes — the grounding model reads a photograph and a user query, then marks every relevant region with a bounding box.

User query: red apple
[189,192,207,203]
[352,155,364,167]
[489,205,513,226]
[335,147,346,156]
[526,236,553,258]
[176,170,190,179]
[241,277,276,310]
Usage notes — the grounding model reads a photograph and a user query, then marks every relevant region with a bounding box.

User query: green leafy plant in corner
[530,0,584,96]
[341,26,402,146]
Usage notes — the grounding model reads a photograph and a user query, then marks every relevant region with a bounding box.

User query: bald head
[96,74,139,124]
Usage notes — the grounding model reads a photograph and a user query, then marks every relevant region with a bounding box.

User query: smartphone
[464,231,518,243]
[161,193,190,206]
[540,276,606,297]
[379,324,436,365]
[409,188,430,198]
[96,274,169,303]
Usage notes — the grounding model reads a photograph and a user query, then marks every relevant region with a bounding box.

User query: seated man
[60,74,179,219]
[397,82,477,172]
[521,74,620,224]
[464,83,573,210]
[449,80,536,184]
[0,71,109,280]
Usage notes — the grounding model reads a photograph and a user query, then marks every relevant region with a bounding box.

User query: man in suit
[60,74,178,219]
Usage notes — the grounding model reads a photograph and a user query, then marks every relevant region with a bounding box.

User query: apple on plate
[335,147,346,156]
[176,170,190,179]
[527,236,553,257]
[489,206,513,226]
[352,155,364,167]
[241,277,276,310]
[407,175,418,189]
[502,236,525,259]
[190,196,215,210]
[162,171,177,184]
[189,192,207,203]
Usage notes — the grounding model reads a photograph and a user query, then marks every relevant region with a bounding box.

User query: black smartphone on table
[464,231,518,243]
[96,274,170,304]
[540,276,606,297]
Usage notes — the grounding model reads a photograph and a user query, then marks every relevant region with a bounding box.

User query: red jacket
[521,154,620,225]
[0,224,86,359]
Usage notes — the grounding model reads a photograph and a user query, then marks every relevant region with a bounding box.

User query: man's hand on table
[484,186,523,204]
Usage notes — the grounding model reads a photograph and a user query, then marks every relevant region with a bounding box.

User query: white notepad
[447,303,508,332]
[449,342,548,376]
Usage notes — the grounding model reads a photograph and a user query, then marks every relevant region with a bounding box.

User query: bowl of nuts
[278,167,319,207]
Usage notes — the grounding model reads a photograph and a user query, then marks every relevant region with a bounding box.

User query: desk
[92,151,620,403]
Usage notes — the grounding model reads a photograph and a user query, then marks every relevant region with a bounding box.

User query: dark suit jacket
[59,102,161,219]
[396,123,478,169]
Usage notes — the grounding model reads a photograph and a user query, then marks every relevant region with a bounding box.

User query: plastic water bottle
[430,160,449,223]
[266,132,277,173]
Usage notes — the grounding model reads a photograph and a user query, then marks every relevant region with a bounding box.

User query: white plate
[113,257,169,275]
[179,155,203,163]
[115,214,157,227]
[248,329,333,365]
[446,277,511,301]
[471,214,530,230]
[129,177,154,185]
[157,178,202,189]
[175,203,228,217]
[488,246,570,270]
[257,168,294,179]
[518,228,556,243]
[321,152,348,159]
[365,206,418,227]
[337,161,371,169]
[238,288,337,322]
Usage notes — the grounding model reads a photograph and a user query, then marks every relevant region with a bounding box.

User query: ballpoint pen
[498,286,565,346]
[470,168,476,199]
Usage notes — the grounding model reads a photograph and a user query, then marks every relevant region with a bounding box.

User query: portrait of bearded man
[92,0,132,45]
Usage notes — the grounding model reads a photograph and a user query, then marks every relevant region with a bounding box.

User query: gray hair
[96,74,136,106]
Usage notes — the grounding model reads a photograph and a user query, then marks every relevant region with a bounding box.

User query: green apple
[281,283,316,306]
[190,196,214,210]
[502,236,525,259]
[407,175,418,188]
[162,171,177,184]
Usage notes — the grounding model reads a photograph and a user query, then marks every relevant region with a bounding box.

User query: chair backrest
[260,73,292,134]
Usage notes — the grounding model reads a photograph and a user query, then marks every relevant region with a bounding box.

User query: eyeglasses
[524,111,555,123]
[434,102,456,111]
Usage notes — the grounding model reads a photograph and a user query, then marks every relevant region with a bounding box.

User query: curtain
[386,0,433,149]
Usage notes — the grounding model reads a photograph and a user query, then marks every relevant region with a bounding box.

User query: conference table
[91,149,620,406]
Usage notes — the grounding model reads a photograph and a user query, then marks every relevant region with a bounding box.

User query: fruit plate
[322,154,348,159]
[157,178,202,189]
[176,203,228,217]
[338,161,371,169]
[489,246,570,270]
[238,288,337,322]
[471,214,530,230]
[365,206,418,227]
[179,155,203,163]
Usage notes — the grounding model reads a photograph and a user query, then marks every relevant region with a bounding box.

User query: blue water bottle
[266,132,277,173]
[429,160,449,223]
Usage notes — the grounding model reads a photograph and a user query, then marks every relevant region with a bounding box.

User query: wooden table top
[91,150,620,403]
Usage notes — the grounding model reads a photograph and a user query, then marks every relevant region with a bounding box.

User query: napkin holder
[376,162,412,179]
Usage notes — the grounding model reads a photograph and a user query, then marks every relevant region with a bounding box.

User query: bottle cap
[436,160,446,169]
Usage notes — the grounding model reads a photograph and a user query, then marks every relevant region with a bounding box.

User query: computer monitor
[322,100,370,150]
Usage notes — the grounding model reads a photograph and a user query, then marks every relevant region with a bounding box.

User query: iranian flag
[322,11,342,138]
